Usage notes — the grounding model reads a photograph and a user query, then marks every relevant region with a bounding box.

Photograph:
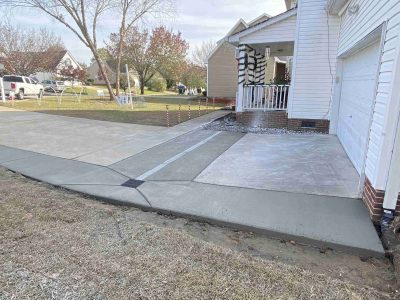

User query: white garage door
[337,41,380,174]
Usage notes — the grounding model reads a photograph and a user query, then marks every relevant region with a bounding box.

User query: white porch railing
[242,84,290,111]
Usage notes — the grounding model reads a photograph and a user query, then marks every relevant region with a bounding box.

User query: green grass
[0,94,224,127]
[67,85,174,96]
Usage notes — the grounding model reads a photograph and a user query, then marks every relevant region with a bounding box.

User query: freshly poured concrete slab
[0,145,40,163]
[76,110,230,166]
[110,130,220,178]
[0,143,384,256]
[1,154,129,186]
[138,181,384,257]
[196,134,361,198]
[62,184,151,209]
[146,132,245,181]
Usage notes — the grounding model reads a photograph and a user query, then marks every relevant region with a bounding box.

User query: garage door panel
[338,41,380,174]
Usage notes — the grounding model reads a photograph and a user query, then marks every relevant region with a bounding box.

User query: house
[207,13,291,103]
[226,0,400,223]
[33,50,82,82]
[87,60,139,87]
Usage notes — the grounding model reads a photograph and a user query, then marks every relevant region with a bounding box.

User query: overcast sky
[8,0,286,64]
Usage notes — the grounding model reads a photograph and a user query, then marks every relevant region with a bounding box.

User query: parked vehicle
[2,75,44,100]
[42,80,66,92]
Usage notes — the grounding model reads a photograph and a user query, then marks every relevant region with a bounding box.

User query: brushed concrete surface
[1,152,129,186]
[146,132,245,181]
[0,106,229,166]
[196,134,361,198]
[110,130,244,181]
[138,181,384,256]
[0,145,384,256]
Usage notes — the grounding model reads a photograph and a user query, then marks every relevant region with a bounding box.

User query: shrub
[147,77,167,92]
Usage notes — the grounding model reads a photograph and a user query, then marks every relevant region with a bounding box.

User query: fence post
[178,104,181,123]
[166,105,170,127]
[188,103,191,119]
[198,99,201,116]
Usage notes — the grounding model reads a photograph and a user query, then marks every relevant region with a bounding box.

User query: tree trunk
[140,80,145,95]
[92,50,115,101]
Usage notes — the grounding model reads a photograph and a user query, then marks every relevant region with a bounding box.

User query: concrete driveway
[0,107,383,256]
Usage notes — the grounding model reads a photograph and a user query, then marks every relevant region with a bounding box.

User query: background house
[87,60,139,88]
[33,50,82,82]
[207,14,290,103]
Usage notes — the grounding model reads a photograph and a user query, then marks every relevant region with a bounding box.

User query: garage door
[337,41,380,174]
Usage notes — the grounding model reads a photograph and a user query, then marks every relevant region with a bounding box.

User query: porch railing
[243,84,290,111]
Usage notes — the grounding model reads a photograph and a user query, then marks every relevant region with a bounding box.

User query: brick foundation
[236,111,289,128]
[362,177,400,223]
[288,119,330,133]
[235,111,330,133]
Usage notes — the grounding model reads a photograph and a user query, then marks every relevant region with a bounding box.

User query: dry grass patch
[0,168,392,299]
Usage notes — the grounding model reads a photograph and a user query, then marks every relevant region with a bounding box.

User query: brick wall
[236,111,289,128]
[362,177,400,223]
[235,111,330,133]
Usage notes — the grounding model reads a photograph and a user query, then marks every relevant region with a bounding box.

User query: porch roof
[228,8,297,45]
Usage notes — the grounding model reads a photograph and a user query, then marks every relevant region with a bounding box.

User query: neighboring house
[227,0,400,222]
[207,14,290,102]
[33,50,82,82]
[87,60,139,87]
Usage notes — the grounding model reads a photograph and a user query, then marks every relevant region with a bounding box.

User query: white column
[247,49,256,84]
[255,53,266,85]
[236,44,247,112]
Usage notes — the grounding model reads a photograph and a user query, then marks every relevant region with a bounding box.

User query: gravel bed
[203,113,326,135]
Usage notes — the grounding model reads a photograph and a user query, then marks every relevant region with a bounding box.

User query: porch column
[255,52,266,84]
[247,48,256,84]
[237,44,247,112]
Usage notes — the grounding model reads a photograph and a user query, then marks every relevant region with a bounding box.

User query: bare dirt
[0,167,398,299]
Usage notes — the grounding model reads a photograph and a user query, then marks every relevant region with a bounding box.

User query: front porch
[236,41,294,113]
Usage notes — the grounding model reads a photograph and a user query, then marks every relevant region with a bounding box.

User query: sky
[6,0,286,64]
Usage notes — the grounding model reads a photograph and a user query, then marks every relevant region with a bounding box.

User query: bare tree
[113,0,175,96]
[0,0,116,100]
[192,40,216,68]
[0,21,65,75]
[119,26,188,95]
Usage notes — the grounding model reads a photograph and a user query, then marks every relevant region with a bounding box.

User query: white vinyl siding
[207,42,239,99]
[337,0,400,189]
[240,15,297,44]
[289,0,341,119]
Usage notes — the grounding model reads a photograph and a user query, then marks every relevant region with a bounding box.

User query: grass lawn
[0,93,224,127]
[0,167,391,299]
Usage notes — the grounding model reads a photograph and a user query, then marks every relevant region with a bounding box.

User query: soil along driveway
[0,168,395,299]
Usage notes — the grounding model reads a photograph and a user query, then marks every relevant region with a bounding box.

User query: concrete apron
[0,138,384,257]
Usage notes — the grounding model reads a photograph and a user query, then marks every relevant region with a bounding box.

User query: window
[301,121,316,128]
[3,76,23,83]
[64,58,72,67]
